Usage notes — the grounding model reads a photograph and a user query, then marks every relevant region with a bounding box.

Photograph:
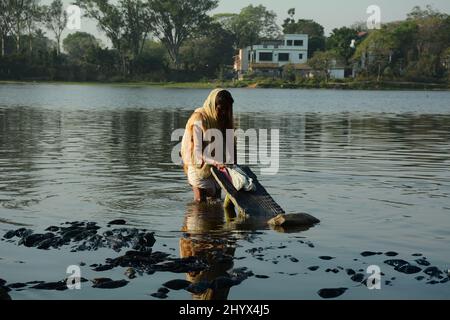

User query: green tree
[0,1,13,56]
[148,0,219,69]
[121,0,153,59]
[326,27,358,64]
[282,8,325,58]
[219,5,280,49]
[180,22,234,77]
[308,50,339,82]
[9,0,35,52]
[353,27,396,81]
[24,0,42,54]
[43,0,67,55]
[63,32,101,61]
[76,0,127,74]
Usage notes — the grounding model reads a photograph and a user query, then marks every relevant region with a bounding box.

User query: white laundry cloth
[226,166,256,192]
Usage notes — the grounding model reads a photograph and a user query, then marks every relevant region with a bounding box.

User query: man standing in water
[181,89,235,203]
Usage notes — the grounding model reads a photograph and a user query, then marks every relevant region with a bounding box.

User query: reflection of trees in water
[2,105,450,210]
[239,112,450,166]
[0,106,62,202]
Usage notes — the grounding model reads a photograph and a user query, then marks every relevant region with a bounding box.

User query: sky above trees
[39,0,450,46]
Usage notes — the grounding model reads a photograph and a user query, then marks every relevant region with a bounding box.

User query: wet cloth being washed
[219,166,256,192]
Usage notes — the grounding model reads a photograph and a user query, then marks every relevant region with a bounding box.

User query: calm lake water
[1,83,449,300]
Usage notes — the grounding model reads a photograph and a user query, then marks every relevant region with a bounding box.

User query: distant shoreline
[0,79,449,91]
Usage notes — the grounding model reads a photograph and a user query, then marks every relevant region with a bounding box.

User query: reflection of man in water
[179,202,236,300]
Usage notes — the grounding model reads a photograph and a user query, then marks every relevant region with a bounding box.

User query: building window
[278,53,290,62]
[286,40,293,46]
[299,53,304,60]
[294,40,304,46]
[259,52,273,61]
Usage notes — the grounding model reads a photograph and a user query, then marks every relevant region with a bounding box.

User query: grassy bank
[1,79,449,91]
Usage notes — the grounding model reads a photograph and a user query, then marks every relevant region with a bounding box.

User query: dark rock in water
[318,288,347,299]
[415,258,430,267]
[385,281,392,286]
[92,279,129,289]
[23,233,55,247]
[93,264,114,272]
[7,222,156,253]
[290,257,299,263]
[427,280,440,285]
[108,219,127,226]
[26,281,44,285]
[229,268,254,283]
[326,268,339,274]
[0,279,6,286]
[151,292,167,299]
[0,287,11,300]
[255,275,270,279]
[361,251,377,257]
[36,238,58,250]
[385,251,398,257]
[1,285,11,292]
[415,276,425,281]
[423,267,444,279]
[124,268,137,279]
[319,256,334,261]
[308,266,320,271]
[132,232,156,251]
[31,281,68,291]
[186,282,209,295]
[157,287,170,294]
[384,259,409,268]
[7,283,27,289]
[396,264,421,275]
[163,279,191,290]
[4,230,16,239]
[307,242,315,248]
[14,228,33,238]
[45,226,59,232]
[92,278,112,286]
[351,273,365,283]
[346,269,356,276]
[440,278,449,284]
[412,253,423,257]
[210,277,237,290]
[384,259,421,274]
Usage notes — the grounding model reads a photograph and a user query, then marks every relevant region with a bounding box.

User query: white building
[234,34,309,77]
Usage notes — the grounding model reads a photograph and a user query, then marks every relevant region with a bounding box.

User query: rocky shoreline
[1,220,449,300]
